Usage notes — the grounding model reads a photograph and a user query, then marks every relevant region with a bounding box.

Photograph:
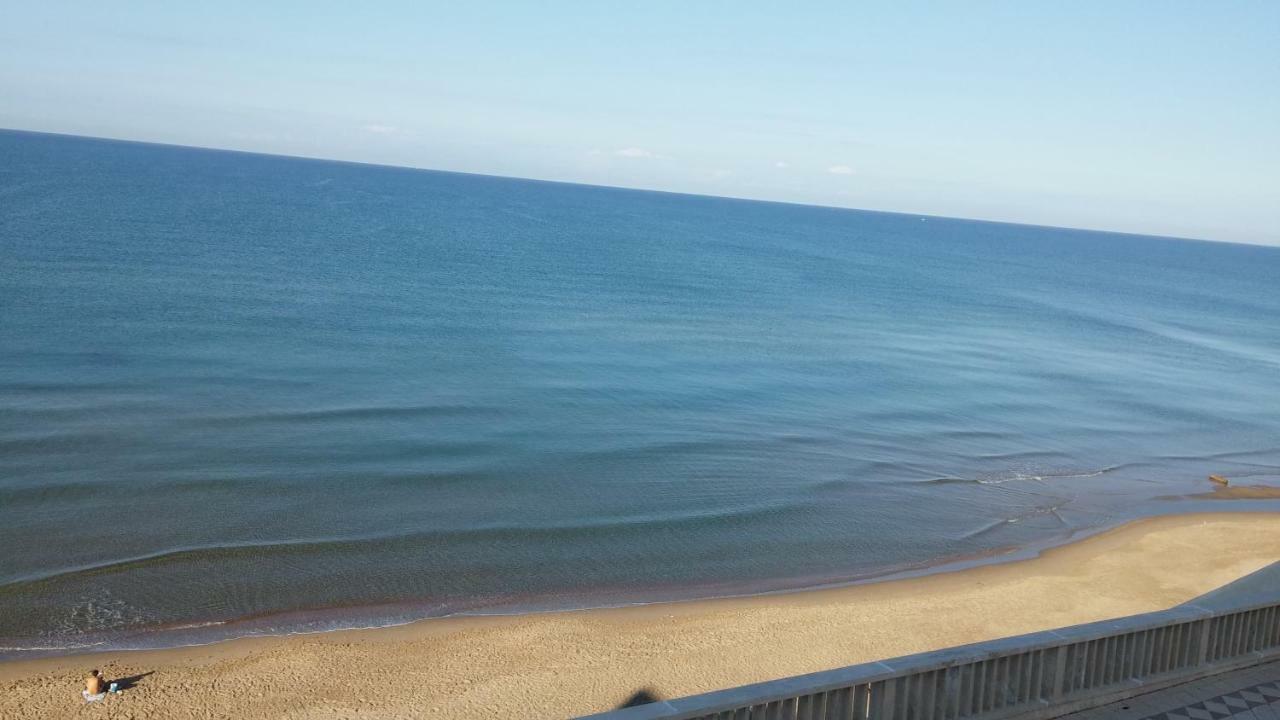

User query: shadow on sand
[618,688,662,708]
[109,671,154,692]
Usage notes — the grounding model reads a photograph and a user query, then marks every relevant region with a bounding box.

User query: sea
[2,129,1279,658]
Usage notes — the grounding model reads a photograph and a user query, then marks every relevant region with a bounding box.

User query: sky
[1,2,1277,245]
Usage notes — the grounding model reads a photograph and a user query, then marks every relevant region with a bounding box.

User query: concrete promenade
[1058,660,1280,720]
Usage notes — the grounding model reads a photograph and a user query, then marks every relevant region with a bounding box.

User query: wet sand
[1198,484,1280,499]
[2,511,1278,719]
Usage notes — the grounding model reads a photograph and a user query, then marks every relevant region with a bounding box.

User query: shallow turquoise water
[2,130,1279,655]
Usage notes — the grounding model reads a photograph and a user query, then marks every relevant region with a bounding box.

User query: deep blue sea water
[2,129,1279,656]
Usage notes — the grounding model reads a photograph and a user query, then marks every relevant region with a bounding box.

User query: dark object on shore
[619,689,662,709]
[109,671,153,692]
[1209,474,1230,486]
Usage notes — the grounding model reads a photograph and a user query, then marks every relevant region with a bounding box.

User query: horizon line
[3,126,1273,251]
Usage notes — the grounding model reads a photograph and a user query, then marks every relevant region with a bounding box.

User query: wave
[970,450,1073,463]
[1227,469,1280,479]
[0,498,810,591]
[916,464,1128,486]
[957,518,1021,543]
[555,434,863,467]
[932,430,1010,441]
[956,502,1069,542]
[181,403,503,427]
[1157,447,1280,463]
[0,465,502,507]
[977,466,1120,484]
[0,380,147,394]
[0,641,106,652]
[1011,291,1280,373]
[164,620,228,631]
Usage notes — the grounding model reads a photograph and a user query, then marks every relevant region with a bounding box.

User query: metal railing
[581,598,1280,720]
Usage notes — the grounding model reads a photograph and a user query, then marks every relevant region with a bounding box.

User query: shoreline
[4,499,1271,665]
[2,510,1279,719]
[0,527,1049,662]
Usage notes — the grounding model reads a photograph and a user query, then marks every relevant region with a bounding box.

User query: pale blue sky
[2,2,1276,244]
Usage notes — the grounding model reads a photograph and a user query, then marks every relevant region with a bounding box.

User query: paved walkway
[1060,662,1280,720]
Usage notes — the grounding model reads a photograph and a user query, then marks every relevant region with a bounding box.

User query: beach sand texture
[1,512,1277,720]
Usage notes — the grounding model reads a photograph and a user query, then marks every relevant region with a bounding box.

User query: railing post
[1050,645,1067,701]
[875,679,897,720]
[1196,617,1213,666]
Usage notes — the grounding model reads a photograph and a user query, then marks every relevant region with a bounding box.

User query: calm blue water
[2,129,1279,656]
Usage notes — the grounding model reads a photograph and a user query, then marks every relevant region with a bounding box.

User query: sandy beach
[2,511,1278,720]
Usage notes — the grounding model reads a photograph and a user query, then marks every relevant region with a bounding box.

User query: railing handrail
[580,591,1280,720]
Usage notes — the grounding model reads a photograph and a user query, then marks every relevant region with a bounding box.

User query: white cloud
[774,161,789,169]
[229,130,285,143]
[711,169,733,179]
[615,147,656,158]
[362,124,398,135]
[827,165,855,175]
